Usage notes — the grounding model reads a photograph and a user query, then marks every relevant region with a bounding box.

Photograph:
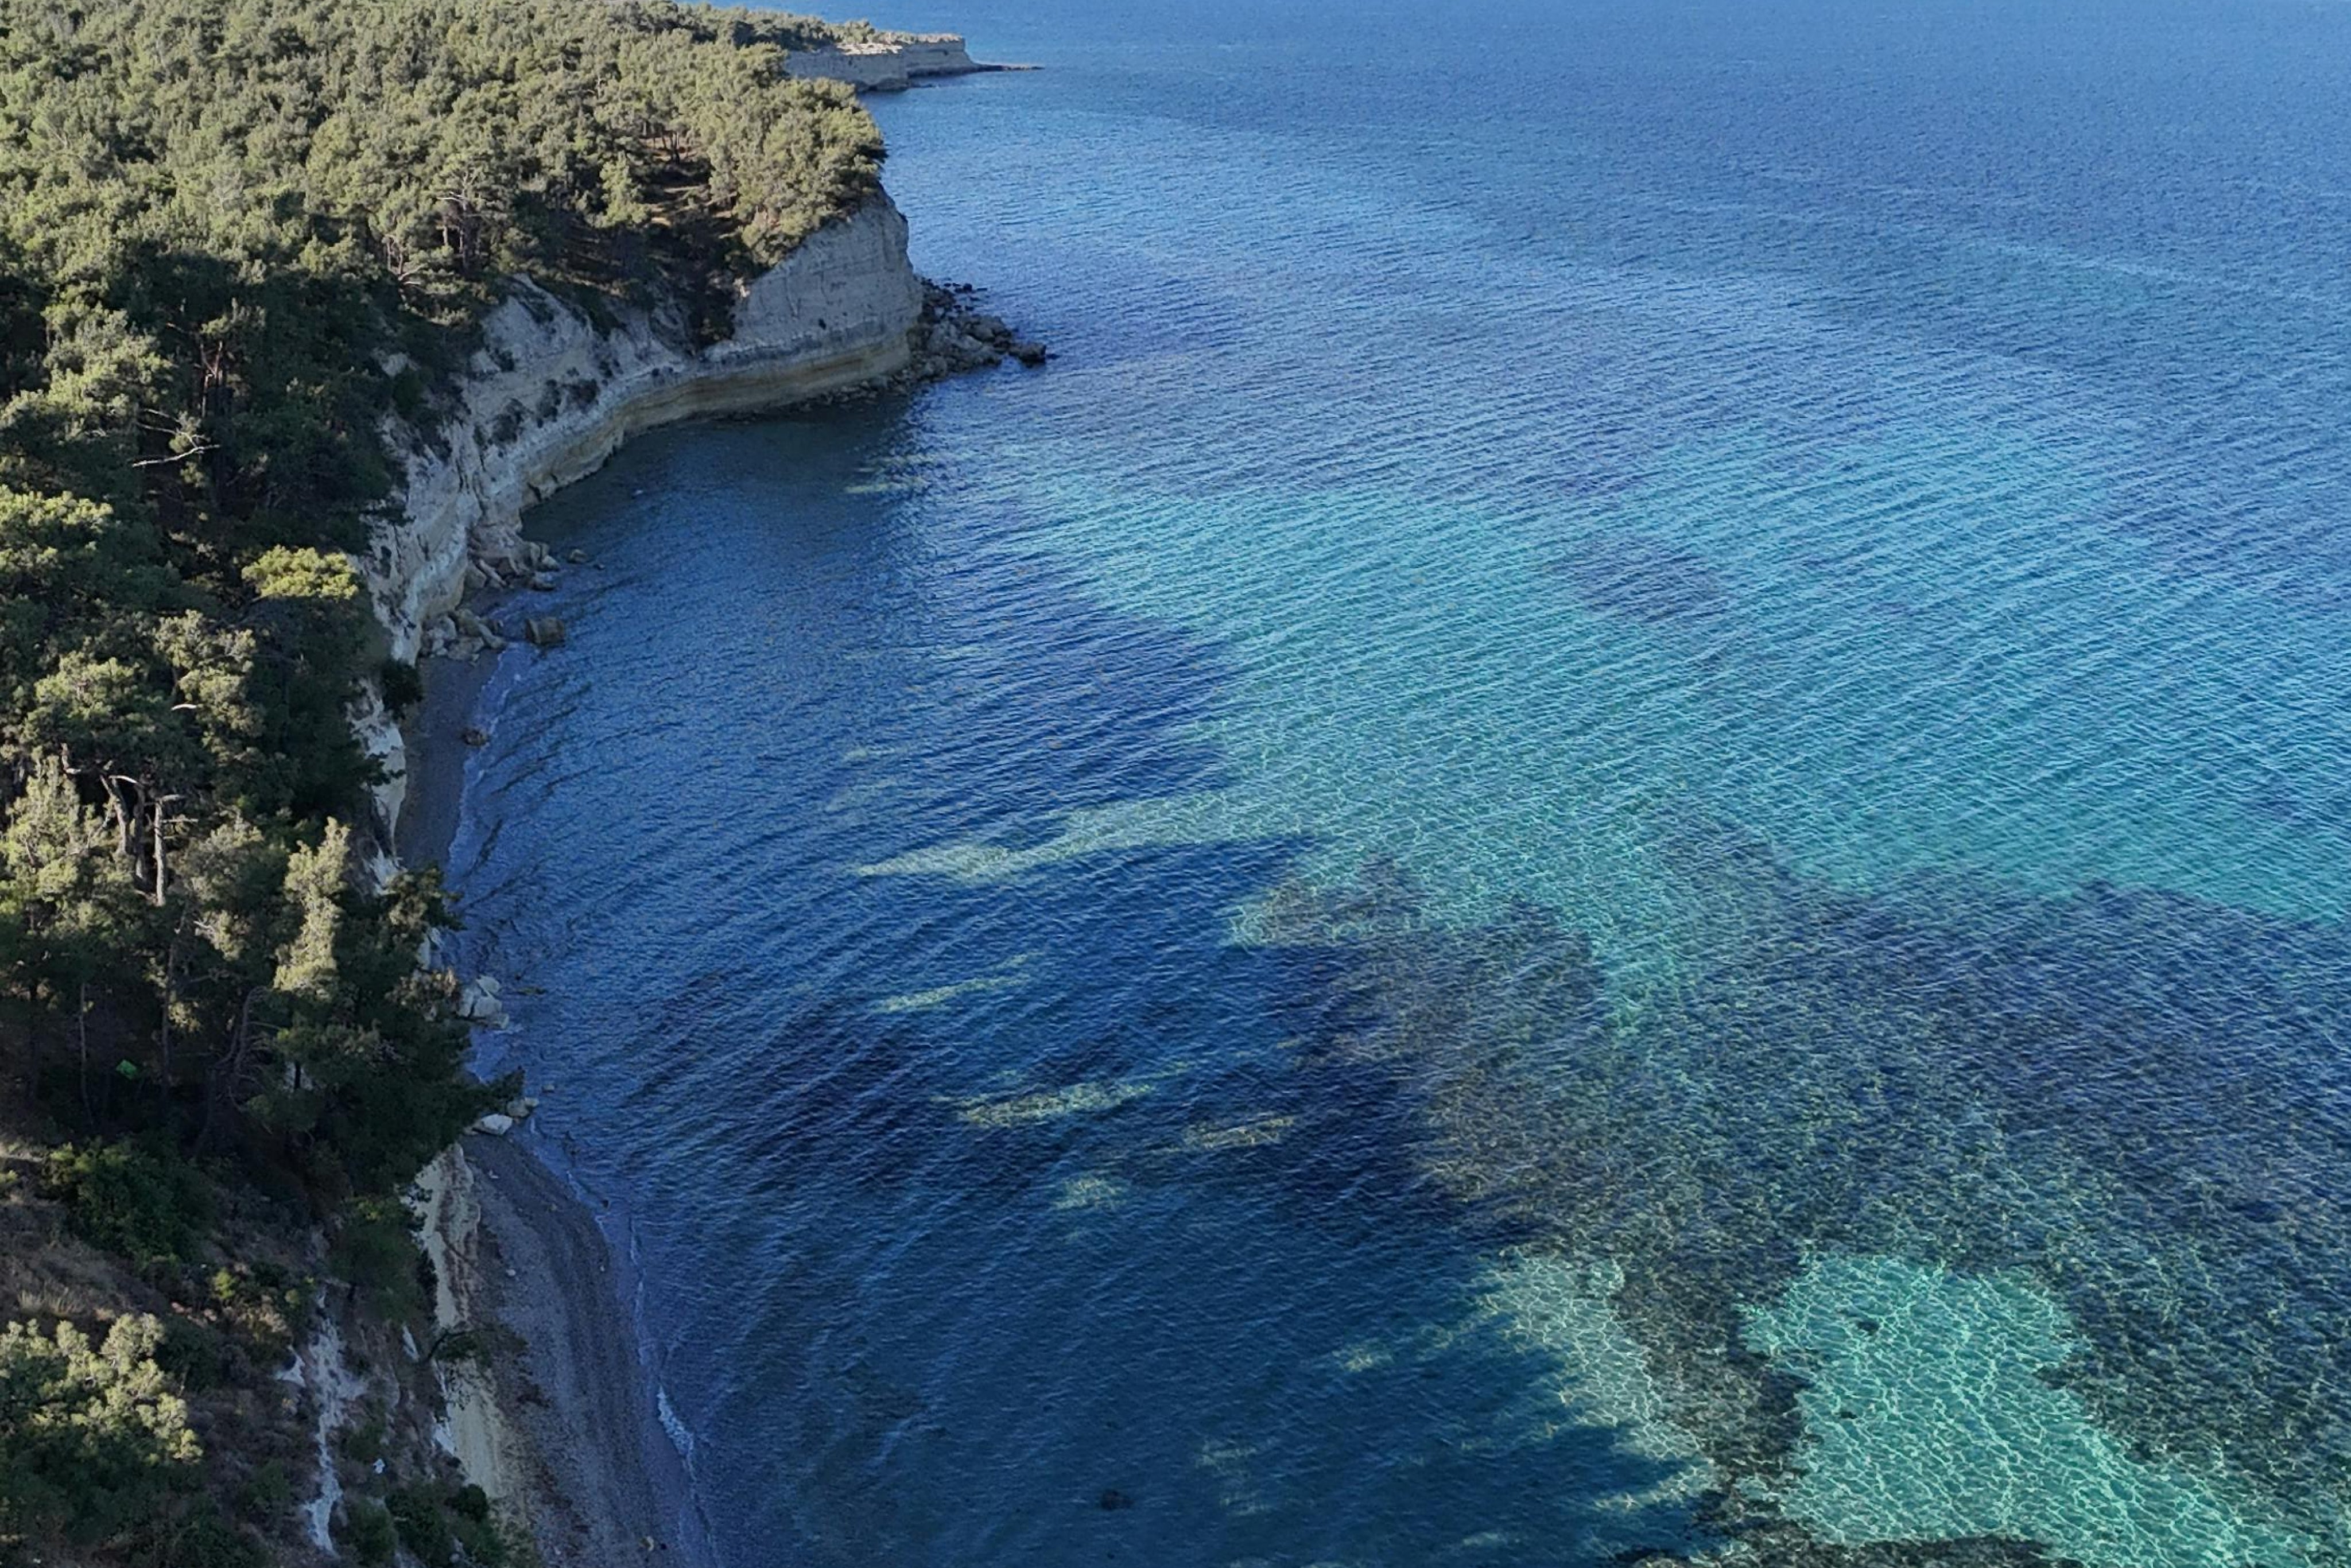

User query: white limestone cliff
[785,33,998,92]
[355,195,924,853]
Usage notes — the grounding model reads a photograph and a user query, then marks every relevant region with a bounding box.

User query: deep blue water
[447,3,2351,1563]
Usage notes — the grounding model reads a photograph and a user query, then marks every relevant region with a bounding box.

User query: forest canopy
[0,2,886,1560]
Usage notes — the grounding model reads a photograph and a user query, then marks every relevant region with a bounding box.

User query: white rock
[474,1113,515,1136]
[784,34,989,92]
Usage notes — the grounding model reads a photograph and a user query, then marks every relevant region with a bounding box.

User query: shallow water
[448,2,2351,1562]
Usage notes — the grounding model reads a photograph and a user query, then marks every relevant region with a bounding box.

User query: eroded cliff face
[355,196,924,851]
[784,34,990,91]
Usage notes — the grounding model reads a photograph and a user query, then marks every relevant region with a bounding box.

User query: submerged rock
[906,282,1047,379]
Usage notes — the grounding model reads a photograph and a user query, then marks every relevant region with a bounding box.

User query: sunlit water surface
[448,2,2351,1563]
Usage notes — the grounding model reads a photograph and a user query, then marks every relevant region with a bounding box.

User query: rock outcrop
[785,33,1007,92]
[907,282,1052,378]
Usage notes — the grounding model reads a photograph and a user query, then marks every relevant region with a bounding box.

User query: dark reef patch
[1550,533,1735,626]
[1240,823,2351,1559]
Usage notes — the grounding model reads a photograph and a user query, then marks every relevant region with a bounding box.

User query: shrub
[342,1408,387,1465]
[379,658,426,718]
[340,1500,397,1566]
[238,1460,293,1518]
[389,366,430,421]
[165,1507,266,1568]
[380,1481,511,1568]
[386,1485,456,1565]
[42,1142,212,1267]
[329,1198,429,1320]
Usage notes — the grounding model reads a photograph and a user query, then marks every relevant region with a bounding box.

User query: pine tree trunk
[158,933,179,1119]
[77,979,91,1123]
[198,988,257,1155]
[148,796,169,905]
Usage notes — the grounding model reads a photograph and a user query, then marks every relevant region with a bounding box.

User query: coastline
[399,606,718,1565]
[784,32,1035,92]
[377,162,1038,1568]
[395,600,718,1564]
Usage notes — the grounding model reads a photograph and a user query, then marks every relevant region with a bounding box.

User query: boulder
[454,609,507,651]
[456,976,509,1028]
[1010,339,1050,367]
[460,726,490,747]
[473,1112,515,1136]
[525,616,567,648]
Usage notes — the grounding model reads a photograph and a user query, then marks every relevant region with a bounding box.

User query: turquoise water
[447,2,2351,1563]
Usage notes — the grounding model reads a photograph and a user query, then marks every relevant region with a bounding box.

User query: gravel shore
[403,630,718,1568]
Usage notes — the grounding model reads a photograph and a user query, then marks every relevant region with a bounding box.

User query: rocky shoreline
[362,187,1039,1562]
[783,32,1035,92]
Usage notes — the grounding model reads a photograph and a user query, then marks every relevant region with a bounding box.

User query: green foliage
[449,1492,511,1567]
[205,1262,303,1356]
[327,1197,427,1320]
[234,1460,290,1518]
[386,1485,456,1566]
[0,3,885,1556]
[0,1315,201,1555]
[161,1506,266,1568]
[42,1140,212,1266]
[341,1407,388,1466]
[0,0,875,1209]
[340,1499,397,1566]
[379,657,425,717]
[384,1481,510,1568]
[150,1315,228,1394]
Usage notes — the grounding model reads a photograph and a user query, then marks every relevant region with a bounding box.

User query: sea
[445,1,2351,1562]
